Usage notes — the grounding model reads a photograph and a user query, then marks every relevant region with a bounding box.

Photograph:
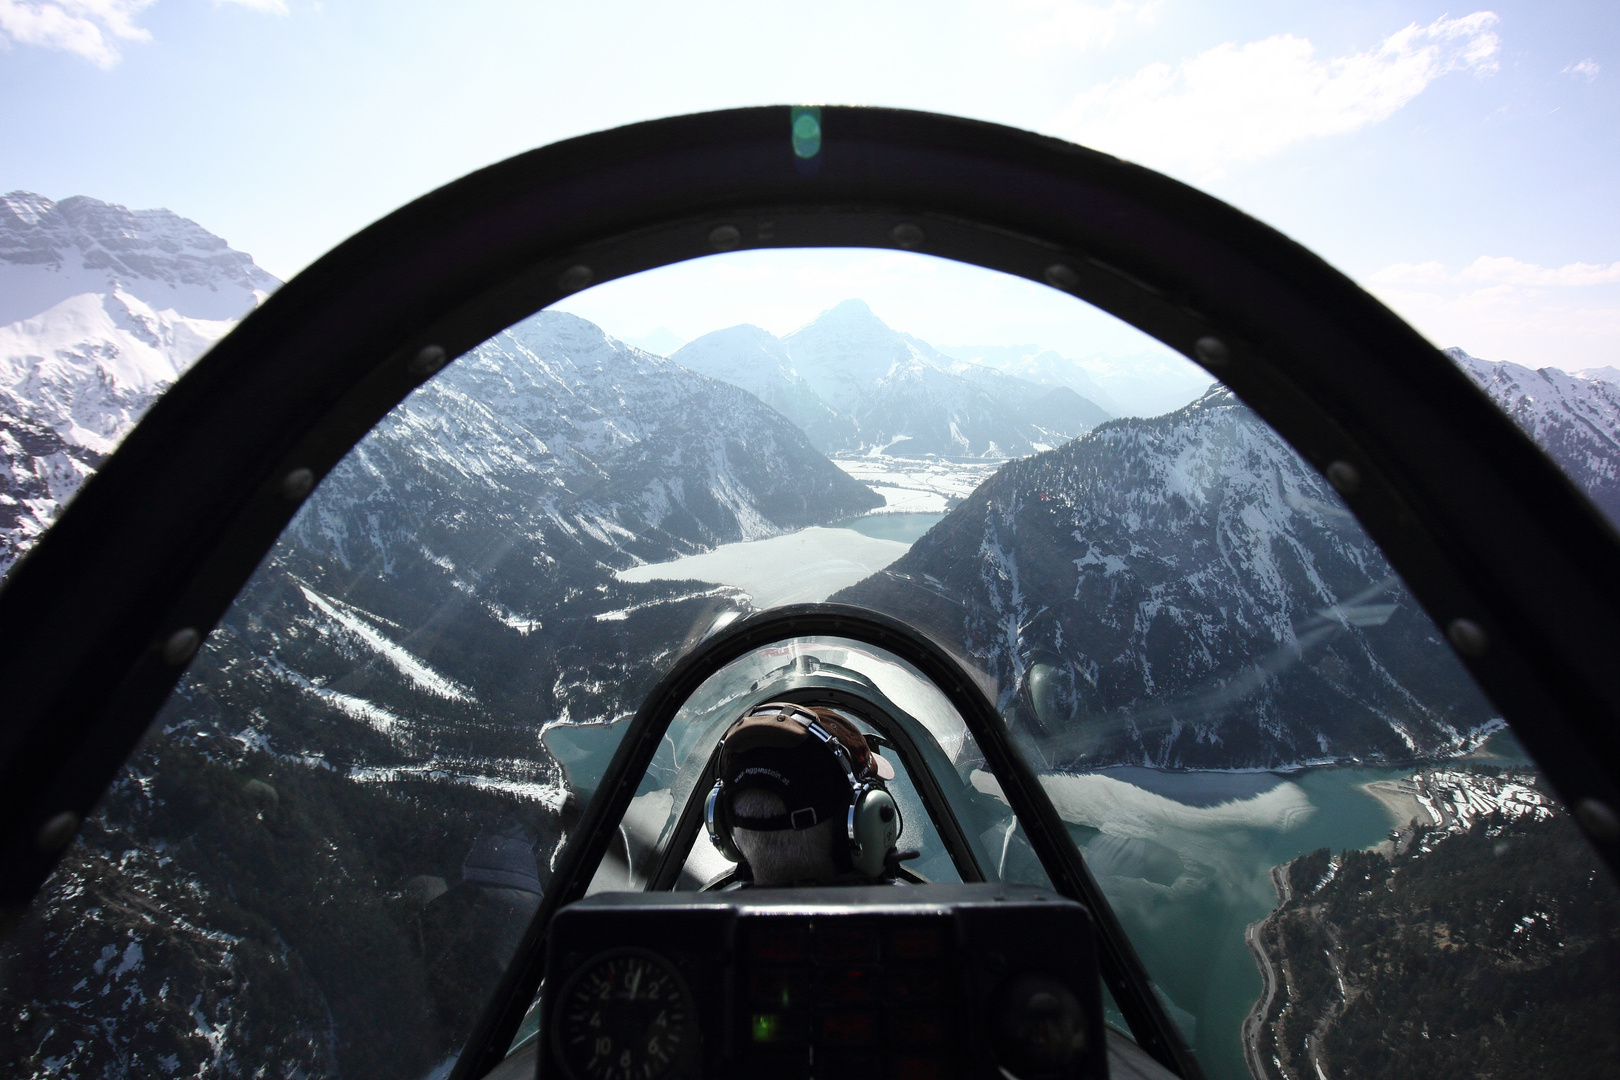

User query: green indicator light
[791,107,822,159]
[752,1013,782,1043]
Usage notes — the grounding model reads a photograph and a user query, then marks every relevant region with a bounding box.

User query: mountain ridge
[1448,346,1620,528]
[673,299,1110,458]
[834,387,1499,769]
[1,191,282,574]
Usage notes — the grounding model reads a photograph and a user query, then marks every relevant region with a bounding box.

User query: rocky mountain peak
[1,194,283,575]
[1,191,279,326]
[1447,347,1620,527]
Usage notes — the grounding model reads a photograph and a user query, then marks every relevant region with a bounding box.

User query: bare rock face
[0,192,282,575]
[0,191,278,326]
[837,388,1498,769]
[1448,347,1620,529]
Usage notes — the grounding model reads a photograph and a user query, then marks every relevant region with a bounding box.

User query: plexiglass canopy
[4,248,1615,1080]
[2,107,1617,1080]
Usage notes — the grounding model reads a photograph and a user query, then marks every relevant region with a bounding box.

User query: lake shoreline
[1242,863,1291,1080]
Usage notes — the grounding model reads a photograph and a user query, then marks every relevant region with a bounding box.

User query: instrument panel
[538,883,1107,1080]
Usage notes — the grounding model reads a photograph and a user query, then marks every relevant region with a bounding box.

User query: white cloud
[0,0,154,67]
[0,0,287,65]
[1373,256,1620,288]
[1460,256,1620,286]
[1053,12,1500,177]
[1365,255,1620,369]
[986,0,1161,53]
[1564,59,1600,81]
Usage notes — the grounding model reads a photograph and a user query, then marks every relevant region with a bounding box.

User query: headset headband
[717,702,891,831]
[707,701,905,879]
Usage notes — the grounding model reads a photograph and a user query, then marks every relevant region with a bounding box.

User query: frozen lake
[613,463,968,607]
[615,522,912,607]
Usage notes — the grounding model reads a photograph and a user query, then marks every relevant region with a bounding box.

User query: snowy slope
[1448,348,1620,527]
[1,307,883,1078]
[837,388,1497,769]
[673,300,1110,458]
[0,191,280,573]
[665,323,857,451]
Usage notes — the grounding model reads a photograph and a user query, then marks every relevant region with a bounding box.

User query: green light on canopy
[791,106,822,159]
[752,1013,783,1043]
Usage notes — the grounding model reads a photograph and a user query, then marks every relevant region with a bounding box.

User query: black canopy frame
[2,102,1619,1073]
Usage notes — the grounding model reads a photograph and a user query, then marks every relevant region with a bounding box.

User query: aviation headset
[705,701,903,879]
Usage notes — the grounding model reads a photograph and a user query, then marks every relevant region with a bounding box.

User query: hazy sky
[2,0,1616,368]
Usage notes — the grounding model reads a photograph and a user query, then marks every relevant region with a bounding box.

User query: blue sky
[2,0,1616,368]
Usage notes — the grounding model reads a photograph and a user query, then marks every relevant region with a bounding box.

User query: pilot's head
[707,702,902,886]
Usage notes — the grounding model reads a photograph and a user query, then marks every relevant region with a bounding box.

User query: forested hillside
[1248,776,1620,1080]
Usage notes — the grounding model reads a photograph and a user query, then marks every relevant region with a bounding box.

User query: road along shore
[1241,863,1291,1080]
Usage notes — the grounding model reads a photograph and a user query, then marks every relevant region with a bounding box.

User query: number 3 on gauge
[553,948,695,1080]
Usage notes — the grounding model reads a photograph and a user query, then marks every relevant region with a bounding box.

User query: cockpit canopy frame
[2,102,1619,1079]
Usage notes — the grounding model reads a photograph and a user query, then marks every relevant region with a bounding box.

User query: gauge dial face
[553,949,694,1080]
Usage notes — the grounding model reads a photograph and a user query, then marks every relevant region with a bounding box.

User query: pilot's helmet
[713,702,901,885]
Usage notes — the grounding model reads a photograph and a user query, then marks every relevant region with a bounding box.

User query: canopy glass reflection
[2,250,1615,1080]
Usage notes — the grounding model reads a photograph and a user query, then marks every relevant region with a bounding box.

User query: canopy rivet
[708,225,741,252]
[408,344,447,377]
[557,264,593,293]
[1194,335,1229,368]
[891,223,925,250]
[280,467,315,502]
[1576,798,1620,841]
[1446,618,1488,657]
[1044,263,1079,290]
[1326,460,1361,495]
[162,627,201,666]
[36,811,80,852]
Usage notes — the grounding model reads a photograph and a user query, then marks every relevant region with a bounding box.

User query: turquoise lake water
[1081,730,1532,1080]
[834,512,943,544]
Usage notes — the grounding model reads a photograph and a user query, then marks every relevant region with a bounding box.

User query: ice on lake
[614,525,909,607]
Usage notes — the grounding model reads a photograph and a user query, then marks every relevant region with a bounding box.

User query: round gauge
[552,947,695,1080]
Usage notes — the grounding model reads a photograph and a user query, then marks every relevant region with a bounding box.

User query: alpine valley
[4,191,1620,1080]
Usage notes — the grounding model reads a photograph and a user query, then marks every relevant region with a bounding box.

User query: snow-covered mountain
[934,342,1214,419]
[0,191,279,573]
[672,300,1110,458]
[1573,365,1620,386]
[1,301,882,1078]
[1448,348,1620,528]
[667,323,859,452]
[837,388,1498,769]
[294,311,880,576]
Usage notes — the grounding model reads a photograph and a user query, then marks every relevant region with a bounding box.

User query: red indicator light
[817,1011,877,1045]
[889,925,944,959]
[895,1055,949,1080]
[751,924,808,961]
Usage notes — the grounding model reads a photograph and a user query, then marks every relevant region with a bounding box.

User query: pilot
[706,701,908,886]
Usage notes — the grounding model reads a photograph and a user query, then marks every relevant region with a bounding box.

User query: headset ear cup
[706,780,743,864]
[848,786,902,877]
